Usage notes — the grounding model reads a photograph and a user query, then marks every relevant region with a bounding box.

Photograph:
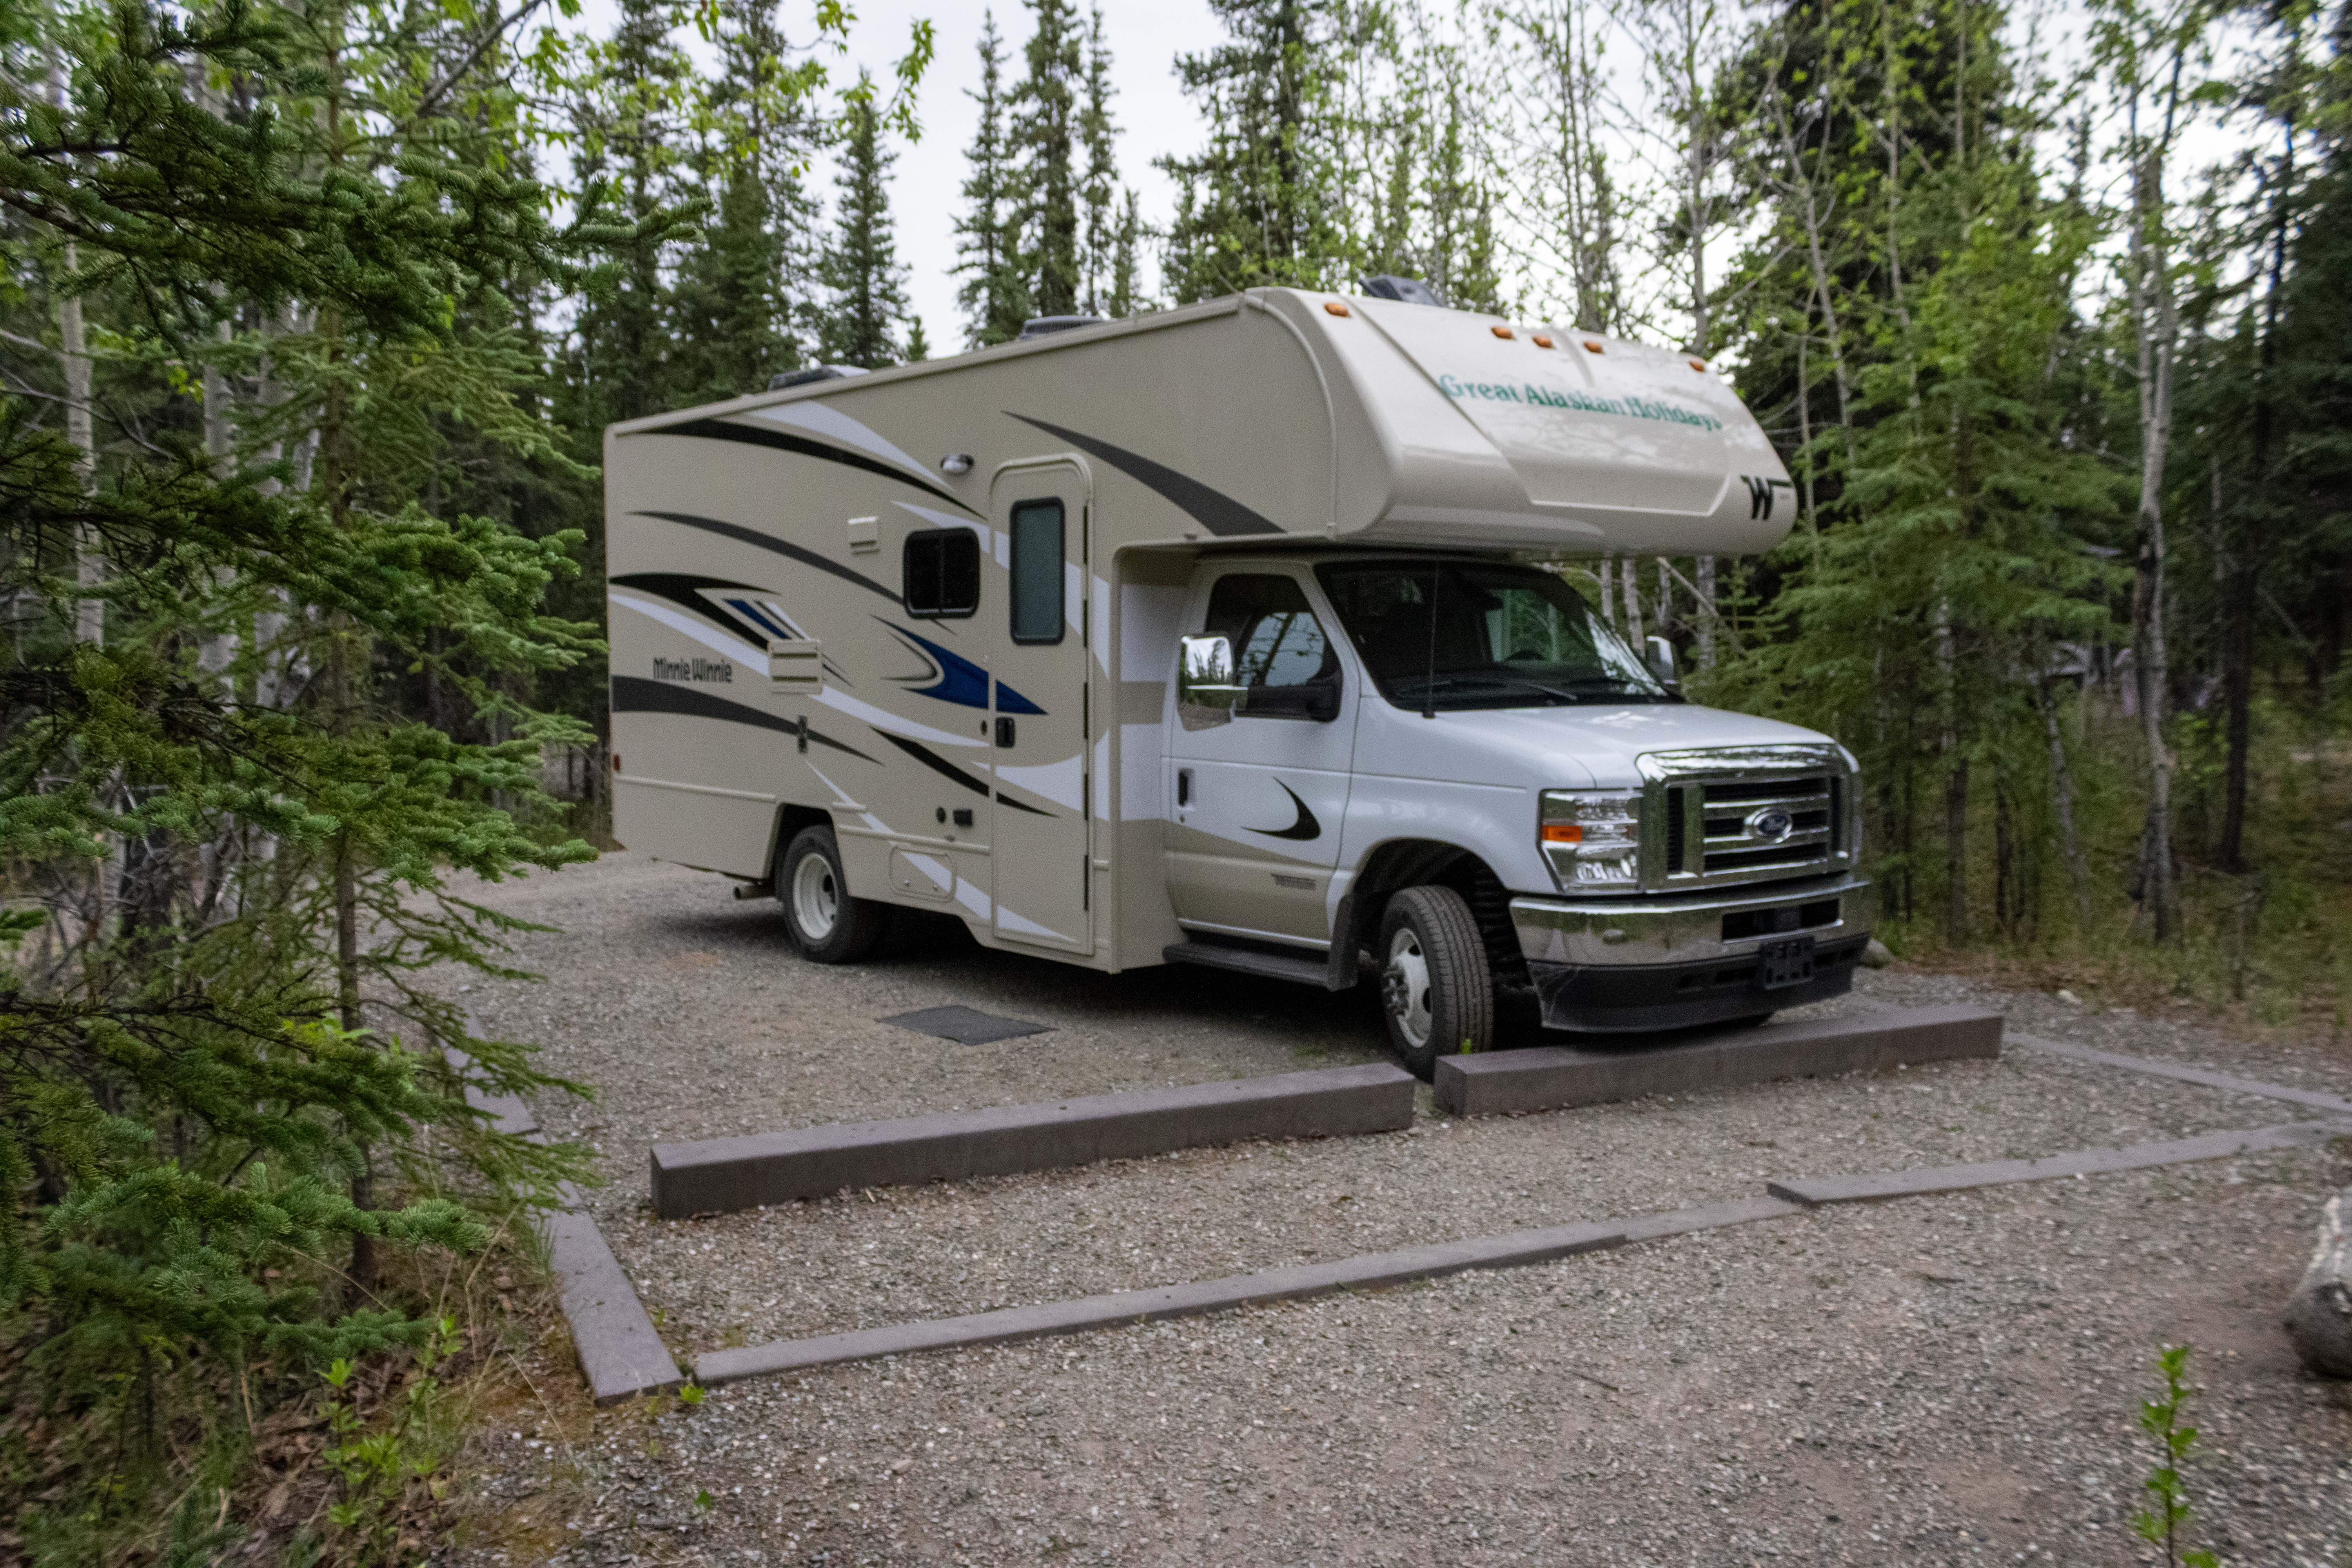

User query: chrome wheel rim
[791,851,840,942]
[1383,927,1433,1049]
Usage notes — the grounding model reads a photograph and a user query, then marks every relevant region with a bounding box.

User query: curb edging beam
[652,1062,1417,1219]
[2006,1031,2352,1116]
[694,1221,1624,1385]
[1433,1005,2003,1119]
[1767,1120,2347,1207]
[691,1116,2350,1391]
[450,1033,684,1406]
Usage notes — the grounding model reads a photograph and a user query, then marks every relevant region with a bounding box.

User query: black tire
[778,826,889,963]
[1376,886,1495,1080]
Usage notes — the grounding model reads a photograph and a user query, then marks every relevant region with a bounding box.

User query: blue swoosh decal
[882,622,1045,715]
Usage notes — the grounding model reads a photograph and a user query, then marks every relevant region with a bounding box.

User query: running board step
[1163,942,1330,987]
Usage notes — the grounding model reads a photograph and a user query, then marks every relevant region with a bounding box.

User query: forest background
[1,0,2348,1559]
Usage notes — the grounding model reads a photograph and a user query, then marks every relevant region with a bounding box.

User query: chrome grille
[1639,746,1855,891]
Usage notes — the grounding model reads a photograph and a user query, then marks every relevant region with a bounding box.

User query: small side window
[903,529,979,618]
[1009,498,1064,645]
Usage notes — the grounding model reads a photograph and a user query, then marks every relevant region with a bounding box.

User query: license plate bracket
[1756,935,1817,990]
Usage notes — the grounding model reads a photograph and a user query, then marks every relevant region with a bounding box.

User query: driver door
[1163,566,1357,947]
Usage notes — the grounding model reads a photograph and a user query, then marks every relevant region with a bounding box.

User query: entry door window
[1203,575,1341,721]
[1009,499,1065,644]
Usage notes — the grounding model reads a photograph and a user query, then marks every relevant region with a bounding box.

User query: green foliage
[319,1317,464,1565]
[2132,1345,2220,1568]
[953,11,1033,347]
[820,91,912,368]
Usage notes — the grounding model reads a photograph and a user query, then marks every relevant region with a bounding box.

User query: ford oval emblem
[1747,806,1794,842]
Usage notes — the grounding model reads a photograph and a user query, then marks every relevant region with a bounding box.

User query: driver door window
[1202,575,1341,721]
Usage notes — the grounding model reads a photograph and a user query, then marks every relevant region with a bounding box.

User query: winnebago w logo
[1742,474,1795,520]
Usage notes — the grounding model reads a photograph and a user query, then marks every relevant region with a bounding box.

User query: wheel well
[1350,840,1532,1002]
[769,804,833,880]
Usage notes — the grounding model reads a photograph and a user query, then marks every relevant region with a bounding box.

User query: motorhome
[603,285,1870,1077]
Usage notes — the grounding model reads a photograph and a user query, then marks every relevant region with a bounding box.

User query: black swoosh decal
[1007,414,1281,537]
[609,676,877,763]
[870,732,1053,815]
[650,417,980,515]
[610,572,851,684]
[1245,782,1322,842]
[631,511,899,602]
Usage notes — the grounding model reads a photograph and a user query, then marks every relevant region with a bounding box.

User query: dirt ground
[438,853,2352,1567]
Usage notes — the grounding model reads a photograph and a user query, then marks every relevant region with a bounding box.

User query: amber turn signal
[1325,301,1351,316]
[1541,824,1585,844]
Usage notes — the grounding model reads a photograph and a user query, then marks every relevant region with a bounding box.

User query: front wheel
[1376,886,1494,1080]
[779,826,889,963]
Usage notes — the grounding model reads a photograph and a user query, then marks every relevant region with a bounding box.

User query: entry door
[1164,566,1357,947]
[986,463,1093,954]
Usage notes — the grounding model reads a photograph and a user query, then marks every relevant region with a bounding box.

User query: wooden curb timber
[2005,1030,2352,1117]
[1433,1005,2004,1119]
[650,1062,1418,1220]
[695,1220,1625,1386]
[449,1040,685,1406]
[690,1118,2349,1391]
[1767,1121,2347,1207]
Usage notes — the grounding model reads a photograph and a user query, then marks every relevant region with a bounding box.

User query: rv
[603,286,1871,1077]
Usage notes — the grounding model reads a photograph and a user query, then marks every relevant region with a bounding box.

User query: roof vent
[1359,275,1446,308]
[767,365,872,391]
[1017,315,1110,339]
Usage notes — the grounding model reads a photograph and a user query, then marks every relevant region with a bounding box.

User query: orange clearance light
[1532,333,1555,348]
[1688,358,1708,372]
[1582,339,1605,354]
[611,753,622,771]
[1325,301,1351,317]
[1491,324,1515,339]
[1541,824,1585,844]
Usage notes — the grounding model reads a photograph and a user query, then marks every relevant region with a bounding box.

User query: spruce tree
[1078,5,1121,314]
[1014,0,1084,318]
[668,0,822,401]
[954,12,1032,346]
[1161,0,1356,301]
[820,91,911,368]
[1108,189,1144,317]
[0,0,612,1526]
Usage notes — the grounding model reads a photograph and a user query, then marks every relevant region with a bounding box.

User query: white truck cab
[603,286,1870,1076]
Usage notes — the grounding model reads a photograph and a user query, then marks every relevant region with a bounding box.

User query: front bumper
[1510,873,1872,1033]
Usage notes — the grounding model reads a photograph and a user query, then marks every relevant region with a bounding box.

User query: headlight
[1540,789,1642,887]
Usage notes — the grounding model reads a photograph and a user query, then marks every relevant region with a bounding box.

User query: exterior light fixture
[940,453,974,475]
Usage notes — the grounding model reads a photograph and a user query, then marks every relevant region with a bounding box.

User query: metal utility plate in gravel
[880,1004,1051,1045]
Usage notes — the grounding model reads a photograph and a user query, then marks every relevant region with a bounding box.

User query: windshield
[1314,559,1671,711]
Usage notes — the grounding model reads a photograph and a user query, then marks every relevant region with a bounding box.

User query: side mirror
[1177,634,1245,730]
[1644,634,1679,688]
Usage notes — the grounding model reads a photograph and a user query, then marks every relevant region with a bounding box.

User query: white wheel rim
[1383,928,1433,1049]
[791,851,840,942]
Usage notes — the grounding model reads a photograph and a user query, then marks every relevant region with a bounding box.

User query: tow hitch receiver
[1757,935,1817,990]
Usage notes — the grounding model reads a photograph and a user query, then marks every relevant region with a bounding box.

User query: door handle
[1177,768,1192,808]
[995,716,1016,748]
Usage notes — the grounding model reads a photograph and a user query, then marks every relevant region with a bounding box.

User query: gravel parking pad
[442,855,2352,1565]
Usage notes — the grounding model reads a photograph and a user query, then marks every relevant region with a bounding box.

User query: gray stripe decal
[1006,414,1281,537]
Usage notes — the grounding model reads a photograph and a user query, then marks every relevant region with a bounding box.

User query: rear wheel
[779,826,889,963]
[1377,886,1494,1080]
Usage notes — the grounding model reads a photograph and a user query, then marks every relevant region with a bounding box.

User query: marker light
[1532,334,1555,348]
[1325,301,1351,317]
[1491,325,1515,339]
[1688,358,1708,372]
[1582,339,1605,354]
[1541,824,1584,844]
